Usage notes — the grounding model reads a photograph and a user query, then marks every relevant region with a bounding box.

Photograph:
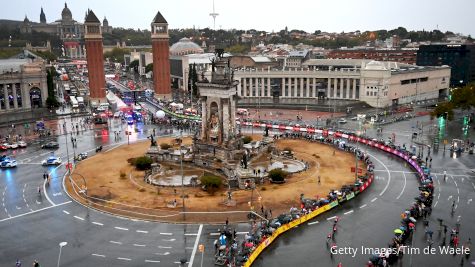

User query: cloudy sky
[2,0,474,36]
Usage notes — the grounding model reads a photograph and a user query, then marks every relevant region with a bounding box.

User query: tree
[45,67,60,109]
[242,136,252,144]
[103,47,131,63]
[268,169,288,183]
[145,63,153,73]
[133,156,153,170]
[200,175,222,194]
[431,83,475,119]
[129,60,139,72]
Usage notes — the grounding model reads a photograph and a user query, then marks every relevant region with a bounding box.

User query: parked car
[9,143,19,149]
[0,144,7,150]
[42,156,62,166]
[17,141,27,148]
[0,157,17,168]
[74,152,88,161]
[41,142,59,149]
[338,118,347,124]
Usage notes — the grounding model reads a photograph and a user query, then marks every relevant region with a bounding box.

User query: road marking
[437,193,440,200]
[326,216,337,221]
[344,210,354,215]
[0,201,71,222]
[397,172,407,200]
[457,196,460,204]
[471,182,475,191]
[448,196,453,201]
[136,230,148,233]
[162,238,176,242]
[308,221,319,225]
[175,261,189,264]
[360,204,367,209]
[457,188,460,194]
[145,260,160,263]
[74,215,85,221]
[43,163,63,206]
[92,222,104,226]
[16,206,21,210]
[209,233,220,236]
[109,241,122,245]
[114,226,129,231]
[434,201,438,207]
[184,233,197,236]
[92,253,106,258]
[158,246,172,249]
[63,210,70,215]
[188,224,203,267]
[160,232,172,235]
[155,252,170,256]
[133,244,146,247]
[236,231,248,235]
[371,197,378,202]
[52,192,63,197]
[367,152,391,196]
[117,257,131,261]
[36,200,42,205]
[468,199,472,205]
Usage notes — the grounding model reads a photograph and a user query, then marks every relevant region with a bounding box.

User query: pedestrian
[33,260,39,267]
[15,259,21,267]
[318,176,321,184]
[225,218,229,227]
[269,209,272,218]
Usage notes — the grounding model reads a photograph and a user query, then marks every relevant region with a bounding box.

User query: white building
[234,59,450,108]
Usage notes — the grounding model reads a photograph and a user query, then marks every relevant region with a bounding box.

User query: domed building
[170,38,204,56]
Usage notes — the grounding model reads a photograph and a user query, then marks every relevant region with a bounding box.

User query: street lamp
[57,241,68,267]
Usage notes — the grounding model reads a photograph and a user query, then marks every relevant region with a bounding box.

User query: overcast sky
[2,0,474,36]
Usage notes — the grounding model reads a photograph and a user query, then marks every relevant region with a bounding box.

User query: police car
[0,156,17,168]
[42,156,62,166]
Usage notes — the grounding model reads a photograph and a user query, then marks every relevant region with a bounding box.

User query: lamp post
[57,241,68,267]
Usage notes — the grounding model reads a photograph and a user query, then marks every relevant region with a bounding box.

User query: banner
[346,192,355,201]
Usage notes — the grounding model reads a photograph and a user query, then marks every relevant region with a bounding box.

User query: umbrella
[399,226,407,231]
[409,217,417,223]
[409,222,415,228]
[394,229,403,234]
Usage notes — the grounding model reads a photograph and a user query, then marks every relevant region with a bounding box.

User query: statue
[241,151,248,169]
[264,126,269,137]
[208,114,220,139]
[149,134,157,147]
[216,48,224,59]
[210,58,216,73]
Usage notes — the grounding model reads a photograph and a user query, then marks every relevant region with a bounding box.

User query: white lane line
[0,201,71,223]
[434,200,438,207]
[184,233,197,236]
[92,222,104,226]
[308,221,319,225]
[360,204,367,209]
[236,232,248,235]
[43,164,63,206]
[468,199,472,205]
[371,197,378,202]
[74,215,85,221]
[367,152,391,196]
[437,193,440,200]
[326,216,337,221]
[457,188,460,194]
[209,233,220,236]
[397,172,408,200]
[109,241,122,245]
[92,253,106,258]
[63,210,70,215]
[145,260,160,263]
[162,238,176,242]
[159,232,172,235]
[471,182,475,191]
[136,230,148,233]
[457,196,460,203]
[133,244,146,247]
[114,226,129,231]
[344,210,354,215]
[117,257,131,261]
[187,224,203,267]
[158,246,172,249]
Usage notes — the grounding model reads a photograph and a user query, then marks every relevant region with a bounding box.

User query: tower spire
[209,0,219,30]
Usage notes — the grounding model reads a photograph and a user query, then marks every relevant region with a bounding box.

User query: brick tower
[151,11,171,99]
[84,9,105,99]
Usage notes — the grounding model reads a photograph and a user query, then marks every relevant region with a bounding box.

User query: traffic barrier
[242,125,425,267]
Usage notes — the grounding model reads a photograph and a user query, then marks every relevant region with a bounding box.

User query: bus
[70,96,79,109]
[94,113,108,124]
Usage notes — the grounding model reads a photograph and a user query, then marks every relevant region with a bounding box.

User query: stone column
[217,99,223,144]
[306,77,310,98]
[12,84,18,109]
[22,84,30,108]
[294,78,298,97]
[4,86,10,110]
[313,78,317,98]
[230,96,236,135]
[237,79,242,96]
[282,78,286,97]
[339,78,344,99]
[201,98,207,140]
[267,78,271,97]
[352,79,357,99]
[249,78,253,97]
[222,100,229,142]
[300,78,304,98]
[327,78,331,99]
[243,78,247,97]
[346,79,351,98]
